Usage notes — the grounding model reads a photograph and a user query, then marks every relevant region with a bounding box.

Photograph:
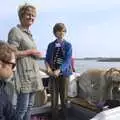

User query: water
[39,59,120,74]
[75,60,120,73]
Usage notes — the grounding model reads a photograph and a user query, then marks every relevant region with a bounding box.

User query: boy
[45,23,72,120]
[0,41,20,120]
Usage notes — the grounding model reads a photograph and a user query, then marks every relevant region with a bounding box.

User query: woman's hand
[31,50,42,58]
[27,49,42,56]
[21,49,42,56]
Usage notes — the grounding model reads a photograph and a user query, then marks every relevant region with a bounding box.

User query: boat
[91,106,120,120]
[5,68,120,120]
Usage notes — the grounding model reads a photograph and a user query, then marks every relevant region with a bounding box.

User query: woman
[8,4,44,120]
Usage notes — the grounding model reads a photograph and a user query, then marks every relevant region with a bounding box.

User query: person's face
[21,7,36,28]
[55,29,66,40]
[0,53,16,80]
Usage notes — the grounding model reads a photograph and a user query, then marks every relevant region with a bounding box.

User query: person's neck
[20,24,29,30]
[56,38,64,43]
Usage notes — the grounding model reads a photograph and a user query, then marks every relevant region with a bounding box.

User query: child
[45,23,72,120]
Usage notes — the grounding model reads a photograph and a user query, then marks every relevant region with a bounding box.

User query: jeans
[16,92,35,120]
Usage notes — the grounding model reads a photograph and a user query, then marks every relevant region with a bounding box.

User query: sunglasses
[2,60,16,69]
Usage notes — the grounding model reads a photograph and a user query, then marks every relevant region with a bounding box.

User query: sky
[1,0,120,58]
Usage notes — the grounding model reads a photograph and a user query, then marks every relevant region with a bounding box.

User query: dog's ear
[104,68,118,81]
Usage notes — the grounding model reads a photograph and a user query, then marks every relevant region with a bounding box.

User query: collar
[17,24,32,36]
[56,39,65,43]
[54,39,65,48]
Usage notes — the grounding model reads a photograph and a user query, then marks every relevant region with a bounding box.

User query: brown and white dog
[77,68,120,105]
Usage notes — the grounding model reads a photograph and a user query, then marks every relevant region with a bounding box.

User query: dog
[77,68,120,105]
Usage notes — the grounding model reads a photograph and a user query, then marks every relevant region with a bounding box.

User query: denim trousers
[16,92,35,120]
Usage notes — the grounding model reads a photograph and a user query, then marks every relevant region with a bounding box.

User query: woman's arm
[16,49,42,58]
[8,27,42,58]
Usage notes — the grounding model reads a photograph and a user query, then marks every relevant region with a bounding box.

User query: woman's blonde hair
[18,3,36,22]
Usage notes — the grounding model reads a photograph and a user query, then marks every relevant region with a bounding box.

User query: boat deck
[31,97,99,120]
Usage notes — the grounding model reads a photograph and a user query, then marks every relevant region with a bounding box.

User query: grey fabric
[78,70,108,105]
[8,26,44,93]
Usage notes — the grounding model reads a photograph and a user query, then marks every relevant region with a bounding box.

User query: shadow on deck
[31,97,99,120]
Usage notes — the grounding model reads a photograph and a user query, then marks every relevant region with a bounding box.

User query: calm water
[39,60,120,74]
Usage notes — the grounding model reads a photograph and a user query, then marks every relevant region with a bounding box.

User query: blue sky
[1,0,120,58]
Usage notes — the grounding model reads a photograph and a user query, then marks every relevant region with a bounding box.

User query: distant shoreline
[76,57,120,62]
[97,58,120,62]
[40,57,120,62]
[83,58,120,62]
